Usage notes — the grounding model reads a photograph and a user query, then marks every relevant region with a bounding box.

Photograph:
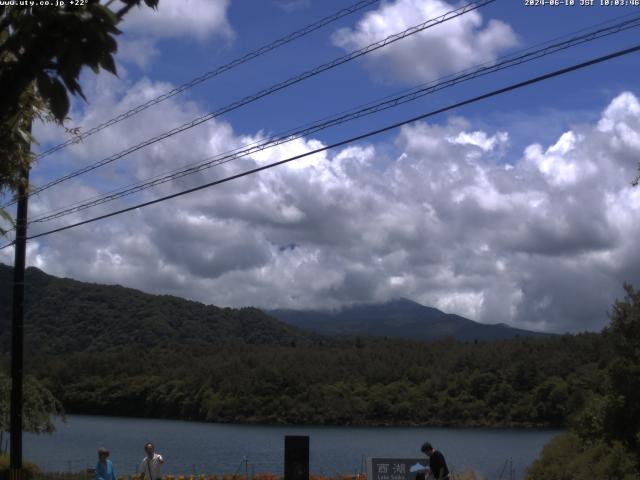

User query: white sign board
[366,458,429,480]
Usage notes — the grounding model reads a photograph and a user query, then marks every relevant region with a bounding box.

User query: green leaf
[16,126,32,144]
[35,73,53,100]
[99,53,117,75]
[48,78,70,122]
[104,34,117,53]
[0,207,16,234]
[93,4,118,25]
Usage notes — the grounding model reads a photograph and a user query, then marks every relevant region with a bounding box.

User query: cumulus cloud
[117,36,161,69]
[6,70,640,333]
[122,0,233,41]
[116,0,234,68]
[332,0,517,84]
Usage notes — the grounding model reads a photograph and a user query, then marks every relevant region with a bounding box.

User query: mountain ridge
[268,297,550,342]
[0,263,315,353]
[0,263,549,353]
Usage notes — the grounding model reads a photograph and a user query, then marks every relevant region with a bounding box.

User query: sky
[2,0,640,333]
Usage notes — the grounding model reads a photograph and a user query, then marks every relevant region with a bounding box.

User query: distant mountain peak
[267,297,551,342]
[384,297,424,306]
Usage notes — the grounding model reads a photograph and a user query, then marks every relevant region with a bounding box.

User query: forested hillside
[0,264,314,353]
[0,263,614,429]
[28,334,610,428]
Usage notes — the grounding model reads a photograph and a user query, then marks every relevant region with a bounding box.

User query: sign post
[367,458,429,480]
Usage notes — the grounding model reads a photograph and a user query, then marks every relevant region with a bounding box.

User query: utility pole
[10,159,30,480]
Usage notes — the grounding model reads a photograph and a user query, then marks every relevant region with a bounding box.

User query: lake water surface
[24,415,560,480]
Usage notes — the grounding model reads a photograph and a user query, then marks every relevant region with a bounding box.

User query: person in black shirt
[421,442,449,480]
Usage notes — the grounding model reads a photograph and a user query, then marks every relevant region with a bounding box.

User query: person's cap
[421,442,433,453]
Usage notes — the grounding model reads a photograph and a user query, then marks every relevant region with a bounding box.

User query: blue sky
[123,1,640,149]
[3,0,640,333]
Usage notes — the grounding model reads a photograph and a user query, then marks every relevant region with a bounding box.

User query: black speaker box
[284,435,309,480]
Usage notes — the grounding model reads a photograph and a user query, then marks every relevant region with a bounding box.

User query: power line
[5,0,495,207]
[25,14,640,226]
[7,12,638,232]
[3,43,636,249]
[32,0,382,162]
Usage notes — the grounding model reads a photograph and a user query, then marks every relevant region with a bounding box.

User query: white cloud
[7,76,640,334]
[122,0,233,41]
[449,130,508,153]
[116,36,161,69]
[523,131,596,187]
[116,0,234,68]
[332,0,518,84]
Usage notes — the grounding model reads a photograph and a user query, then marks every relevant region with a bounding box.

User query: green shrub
[526,433,639,480]
[0,454,41,480]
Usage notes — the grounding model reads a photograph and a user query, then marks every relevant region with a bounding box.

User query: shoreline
[23,417,555,480]
[57,412,565,431]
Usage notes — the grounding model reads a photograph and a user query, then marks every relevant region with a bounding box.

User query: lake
[24,415,560,480]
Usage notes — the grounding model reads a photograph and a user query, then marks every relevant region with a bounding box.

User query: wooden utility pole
[10,163,29,480]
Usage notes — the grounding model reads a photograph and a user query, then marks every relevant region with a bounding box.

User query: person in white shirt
[139,442,164,480]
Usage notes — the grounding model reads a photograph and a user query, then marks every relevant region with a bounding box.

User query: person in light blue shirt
[96,447,116,480]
